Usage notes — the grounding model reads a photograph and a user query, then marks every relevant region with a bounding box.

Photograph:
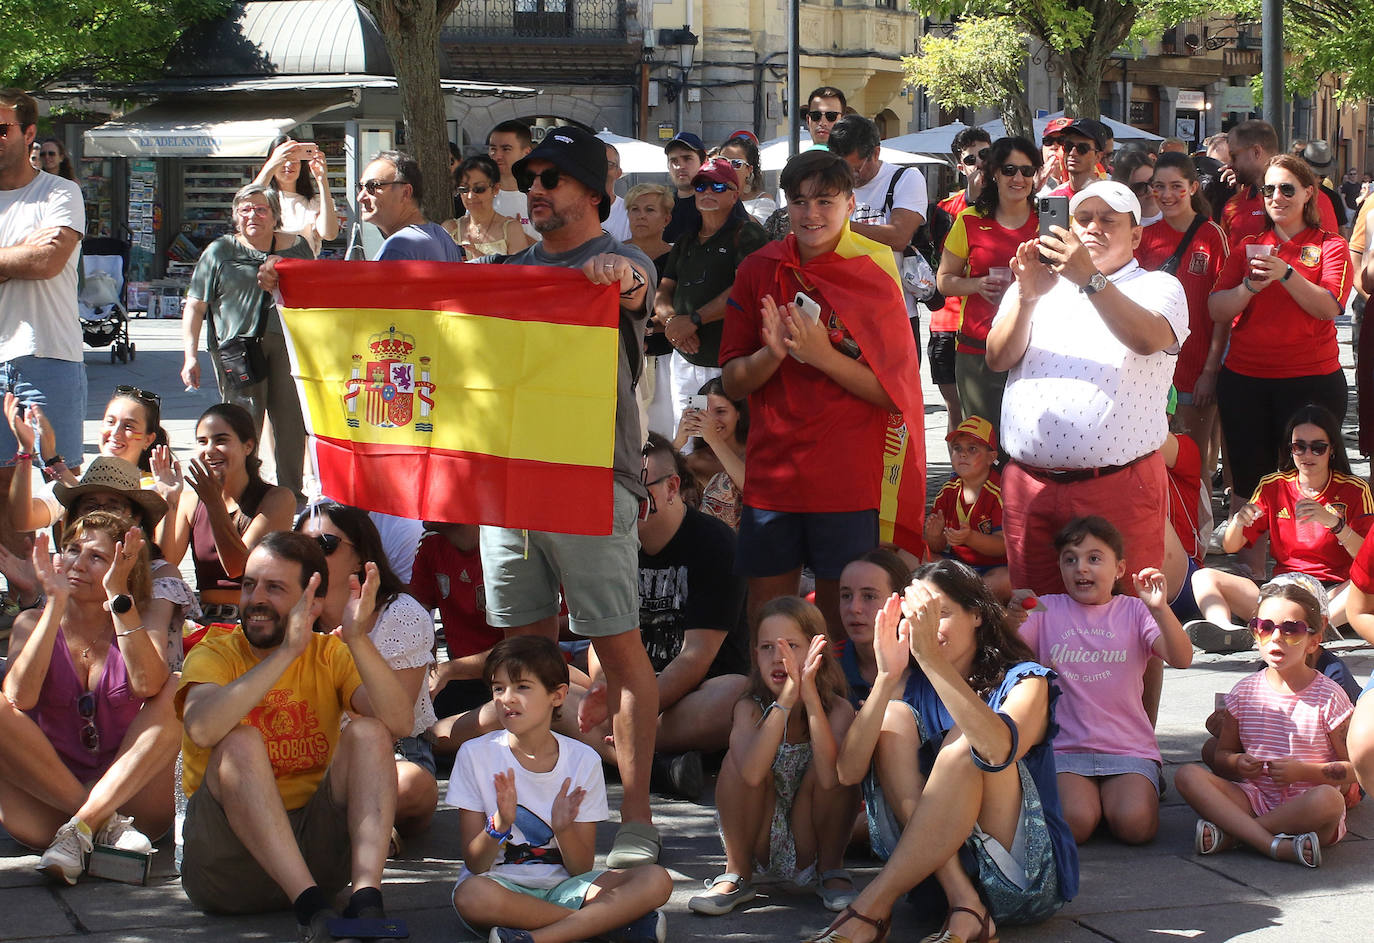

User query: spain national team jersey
[1241,470,1374,583]
[932,473,1006,568]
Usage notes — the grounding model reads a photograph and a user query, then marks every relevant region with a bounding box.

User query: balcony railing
[444,0,628,43]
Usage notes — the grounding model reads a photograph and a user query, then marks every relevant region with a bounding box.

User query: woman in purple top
[0,511,180,885]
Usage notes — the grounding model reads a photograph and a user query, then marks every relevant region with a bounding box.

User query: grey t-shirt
[376,222,463,262]
[480,233,655,499]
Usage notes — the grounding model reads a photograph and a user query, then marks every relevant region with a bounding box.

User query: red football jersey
[1241,470,1374,583]
[931,473,1006,568]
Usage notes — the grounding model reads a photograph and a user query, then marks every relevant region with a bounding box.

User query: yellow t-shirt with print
[176,629,363,810]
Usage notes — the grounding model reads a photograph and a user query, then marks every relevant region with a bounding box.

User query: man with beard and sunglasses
[176,532,413,942]
[472,125,665,868]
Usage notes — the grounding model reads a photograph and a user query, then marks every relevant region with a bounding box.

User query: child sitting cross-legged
[448,636,672,943]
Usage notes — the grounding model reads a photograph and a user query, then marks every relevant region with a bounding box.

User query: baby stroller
[78,237,134,363]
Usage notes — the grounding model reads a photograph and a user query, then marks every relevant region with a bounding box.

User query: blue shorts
[736,505,878,580]
[0,357,88,467]
[1055,752,1164,796]
[1169,556,1201,623]
[453,869,604,937]
[393,735,437,777]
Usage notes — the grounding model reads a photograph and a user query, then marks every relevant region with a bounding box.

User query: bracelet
[1330,516,1348,537]
[759,702,792,726]
[13,451,32,463]
[1281,264,1294,283]
[484,815,512,844]
[969,711,1020,773]
[1242,277,1262,294]
[41,453,64,469]
[115,625,146,638]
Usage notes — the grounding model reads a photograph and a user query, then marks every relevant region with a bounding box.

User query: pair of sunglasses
[358,179,402,196]
[694,181,734,194]
[807,110,841,123]
[115,384,161,406]
[999,165,1036,179]
[1290,439,1330,456]
[314,533,355,557]
[456,184,491,196]
[1261,182,1299,199]
[1062,141,1096,156]
[78,691,99,753]
[961,148,992,167]
[1248,617,1317,644]
[521,168,565,192]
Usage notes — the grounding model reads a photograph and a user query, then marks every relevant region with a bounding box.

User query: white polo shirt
[0,171,85,363]
[994,259,1189,469]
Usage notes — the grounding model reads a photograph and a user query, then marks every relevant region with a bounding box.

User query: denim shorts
[1055,751,1164,795]
[736,505,879,580]
[480,482,640,637]
[453,869,605,937]
[0,356,88,465]
[394,735,437,777]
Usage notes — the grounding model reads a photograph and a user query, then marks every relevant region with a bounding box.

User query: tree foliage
[0,0,231,89]
[904,16,1035,140]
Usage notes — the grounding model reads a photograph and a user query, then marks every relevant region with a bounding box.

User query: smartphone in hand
[1037,196,1070,264]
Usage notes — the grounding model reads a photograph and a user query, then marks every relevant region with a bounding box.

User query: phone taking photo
[1037,195,1070,264]
[687,394,709,412]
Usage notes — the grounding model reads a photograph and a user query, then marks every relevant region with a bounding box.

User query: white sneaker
[37,816,93,885]
[94,813,153,854]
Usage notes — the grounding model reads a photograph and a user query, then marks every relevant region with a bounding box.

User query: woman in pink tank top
[0,510,180,885]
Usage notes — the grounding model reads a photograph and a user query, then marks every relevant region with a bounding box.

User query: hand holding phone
[1037,196,1069,264]
[687,394,709,412]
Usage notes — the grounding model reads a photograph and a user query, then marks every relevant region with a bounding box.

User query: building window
[515,0,571,35]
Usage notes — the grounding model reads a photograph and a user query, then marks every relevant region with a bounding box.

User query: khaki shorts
[180,768,352,915]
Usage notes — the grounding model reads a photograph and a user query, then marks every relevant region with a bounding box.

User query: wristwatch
[688,310,703,328]
[1082,271,1109,296]
[1281,264,1295,282]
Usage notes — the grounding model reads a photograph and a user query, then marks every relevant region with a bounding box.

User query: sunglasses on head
[456,184,490,196]
[115,384,161,406]
[523,167,565,191]
[78,691,99,753]
[694,181,733,193]
[1290,439,1330,456]
[961,148,992,166]
[314,533,353,556]
[1248,617,1316,644]
[1261,182,1298,199]
[1063,141,1096,156]
[999,164,1036,179]
[807,110,841,123]
[358,179,401,195]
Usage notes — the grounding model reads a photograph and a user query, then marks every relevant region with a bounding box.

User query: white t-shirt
[493,187,540,241]
[0,171,85,362]
[277,191,324,257]
[446,730,609,889]
[852,162,929,319]
[367,593,437,736]
[605,195,631,242]
[994,259,1189,469]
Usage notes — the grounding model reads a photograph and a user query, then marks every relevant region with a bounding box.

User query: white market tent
[980,112,1164,145]
[596,129,672,174]
[881,121,973,157]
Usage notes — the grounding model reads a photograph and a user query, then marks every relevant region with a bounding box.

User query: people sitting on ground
[447,155,533,258]
[254,136,340,257]
[719,133,776,226]
[295,502,438,837]
[176,532,412,941]
[1018,516,1193,845]
[412,522,504,723]
[1187,404,1373,653]
[448,635,673,943]
[0,512,178,885]
[156,403,296,623]
[1176,579,1355,869]
[814,561,1078,943]
[671,378,747,528]
[924,416,1010,602]
[835,548,911,707]
[688,597,857,917]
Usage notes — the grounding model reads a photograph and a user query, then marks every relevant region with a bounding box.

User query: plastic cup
[1245,244,1274,259]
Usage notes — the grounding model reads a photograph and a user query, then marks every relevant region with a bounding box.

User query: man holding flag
[720,149,924,641]
[472,126,665,868]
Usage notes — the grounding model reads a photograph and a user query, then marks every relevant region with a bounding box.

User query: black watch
[1281,264,1294,283]
[689,310,703,328]
[1082,271,1109,296]
[109,593,133,614]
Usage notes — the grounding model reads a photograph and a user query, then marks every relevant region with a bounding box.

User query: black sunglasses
[1128,181,1151,197]
[807,110,841,123]
[1290,439,1330,456]
[115,384,161,406]
[694,181,734,193]
[999,164,1036,179]
[522,168,565,192]
[359,179,402,195]
[315,533,354,556]
[961,148,992,166]
[78,691,99,753]
[1063,141,1097,156]
[1261,182,1299,199]
[456,184,491,196]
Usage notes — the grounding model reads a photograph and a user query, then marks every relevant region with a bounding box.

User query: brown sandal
[802,904,890,943]
[918,905,999,943]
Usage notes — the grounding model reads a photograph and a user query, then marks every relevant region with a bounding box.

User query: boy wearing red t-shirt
[720,150,921,638]
[925,416,1009,601]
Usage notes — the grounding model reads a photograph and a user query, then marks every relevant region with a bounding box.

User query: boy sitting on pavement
[924,416,1010,601]
[449,636,672,943]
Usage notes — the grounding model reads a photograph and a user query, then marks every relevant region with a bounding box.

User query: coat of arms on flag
[342,325,438,432]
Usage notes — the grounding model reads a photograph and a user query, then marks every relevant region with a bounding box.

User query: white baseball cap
[1069,180,1141,224]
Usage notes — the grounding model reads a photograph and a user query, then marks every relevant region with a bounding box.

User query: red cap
[692,157,740,190]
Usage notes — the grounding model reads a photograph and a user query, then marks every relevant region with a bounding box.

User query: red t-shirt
[930,191,969,333]
[1350,535,1374,594]
[1165,434,1206,565]
[1241,470,1374,583]
[720,252,895,512]
[944,207,1039,353]
[931,473,1005,568]
[1223,185,1340,247]
[409,533,502,660]
[1212,228,1352,378]
[1136,218,1229,393]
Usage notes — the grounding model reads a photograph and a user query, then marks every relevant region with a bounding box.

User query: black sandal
[801,904,890,943]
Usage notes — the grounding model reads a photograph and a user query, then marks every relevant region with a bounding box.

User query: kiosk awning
[83,95,350,158]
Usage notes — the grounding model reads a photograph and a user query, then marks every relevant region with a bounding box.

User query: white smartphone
[793,291,822,324]
[687,395,709,412]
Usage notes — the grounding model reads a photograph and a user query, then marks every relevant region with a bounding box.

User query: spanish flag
[276,259,620,535]
[766,226,927,554]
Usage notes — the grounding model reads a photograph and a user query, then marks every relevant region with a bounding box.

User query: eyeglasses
[1261,182,1299,199]
[1063,141,1097,156]
[115,384,161,406]
[807,110,841,123]
[1290,439,1330,456]
[78,691,99,753]
[726,158,749,169]
[235,204,272,217]
[524,168,565,191]
[961,148,992,166]
[1248,617,1316,645]
[358,179,402,195]
[694,181,734,193]
[314,533,354,556]
[456,184,491,196]
[999,164,1036,179]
